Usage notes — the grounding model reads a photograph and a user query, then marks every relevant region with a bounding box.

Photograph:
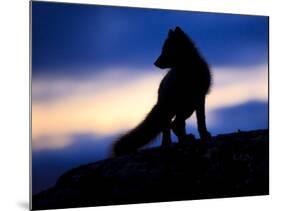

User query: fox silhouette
[113,26,212,156]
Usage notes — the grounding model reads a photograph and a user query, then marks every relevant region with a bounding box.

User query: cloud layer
[32,64,268,150]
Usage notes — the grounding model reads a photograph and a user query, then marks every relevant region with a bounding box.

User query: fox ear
[168,29,174,37]
[175,26,184,34]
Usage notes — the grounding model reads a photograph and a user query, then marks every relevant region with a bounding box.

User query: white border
[0,0,280,211]
[32,0,271,16]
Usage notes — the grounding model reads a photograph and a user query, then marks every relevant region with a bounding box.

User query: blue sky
[32,1,268,194]
[32,2,268,77]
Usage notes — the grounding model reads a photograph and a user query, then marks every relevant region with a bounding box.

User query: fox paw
[161,138,172,147]
[200,131,212,141]
[186,134,196,141]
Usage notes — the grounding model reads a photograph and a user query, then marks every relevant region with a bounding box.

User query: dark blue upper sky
[32,1,268,78]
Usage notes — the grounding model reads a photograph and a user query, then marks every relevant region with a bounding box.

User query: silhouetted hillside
[32,129,269,210]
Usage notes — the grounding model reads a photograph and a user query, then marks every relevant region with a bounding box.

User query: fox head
[154,26,197,69]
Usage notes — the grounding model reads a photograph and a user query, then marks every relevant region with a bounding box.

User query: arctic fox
[113,26,212,156]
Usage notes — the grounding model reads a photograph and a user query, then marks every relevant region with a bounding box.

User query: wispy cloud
[207,65,268,109]
[32,65,268,150]
[32,69,165,142]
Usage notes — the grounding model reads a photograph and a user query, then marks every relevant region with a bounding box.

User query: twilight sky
[31,1,268,194]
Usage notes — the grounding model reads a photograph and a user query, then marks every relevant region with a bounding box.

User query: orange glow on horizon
[32,65,268,150]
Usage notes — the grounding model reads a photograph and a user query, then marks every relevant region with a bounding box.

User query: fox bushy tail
[113,104,169,156]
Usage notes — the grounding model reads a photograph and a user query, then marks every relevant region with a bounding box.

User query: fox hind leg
[160,110,174,146]
[161,124,172,146]
[172,116,189,144]
[172,110,196,143]
[196,97,211,141]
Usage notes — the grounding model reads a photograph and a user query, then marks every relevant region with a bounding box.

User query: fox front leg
[196,97,212,141]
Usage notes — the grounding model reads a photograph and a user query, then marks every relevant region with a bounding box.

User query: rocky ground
[32,129,269,210]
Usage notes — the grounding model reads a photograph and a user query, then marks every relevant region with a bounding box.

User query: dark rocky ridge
[32,129,269,210]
